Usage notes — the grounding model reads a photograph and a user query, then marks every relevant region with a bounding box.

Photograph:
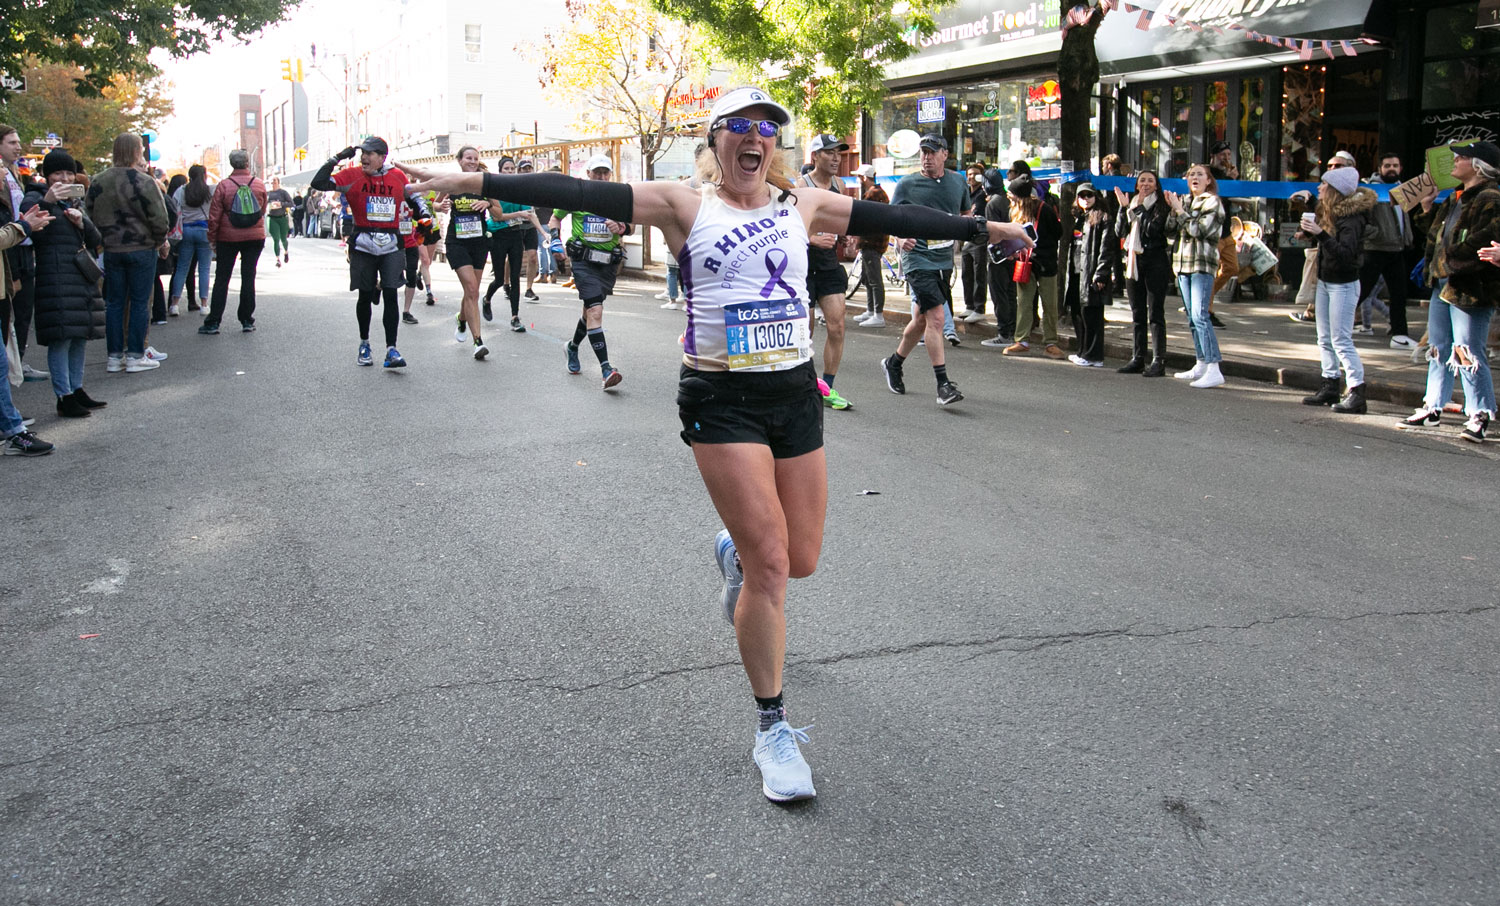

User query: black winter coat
[1069,209,1116,305]
[1314,187,1376,285]
[22,192,105,345]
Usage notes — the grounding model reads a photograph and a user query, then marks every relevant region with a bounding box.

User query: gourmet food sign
[902,0,1062,57]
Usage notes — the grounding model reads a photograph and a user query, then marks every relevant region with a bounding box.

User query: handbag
[5,323,20,389]
[75,248,103,283]
[1012,249,1033,284]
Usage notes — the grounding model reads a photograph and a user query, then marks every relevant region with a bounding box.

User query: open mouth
[736,149,763,175]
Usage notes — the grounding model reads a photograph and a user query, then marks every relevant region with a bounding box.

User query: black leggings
[485,229,526,315]
[1127,252,1171,361]
[357,287,400,347]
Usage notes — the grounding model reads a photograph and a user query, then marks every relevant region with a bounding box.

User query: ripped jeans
[1423,281,1495,417]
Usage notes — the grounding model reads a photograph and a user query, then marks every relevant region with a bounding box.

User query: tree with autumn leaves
[0,62,173,171]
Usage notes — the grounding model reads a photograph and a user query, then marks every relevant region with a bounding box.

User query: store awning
[1096,0,1390,77]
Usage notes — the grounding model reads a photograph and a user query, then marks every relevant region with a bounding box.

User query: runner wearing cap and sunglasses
[311,136,421,368]
[549,154,629,390]
[799,134,854,410]
[404,86,1032,804]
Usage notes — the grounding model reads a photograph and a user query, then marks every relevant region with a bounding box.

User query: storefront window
[1139,88,1164,174]
[1419,3,1500,146]
[1280,65,1325,181]
[869,77,1063,176]
[1204,80,1229,150]
[1239,78,1265,181]
[1170,84,1194,177]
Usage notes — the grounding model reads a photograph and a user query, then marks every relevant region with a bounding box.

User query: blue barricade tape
[848,171,1450,205]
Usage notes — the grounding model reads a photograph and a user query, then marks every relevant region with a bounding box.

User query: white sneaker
[473,342,490,361]
[961,310,987,323]
[1068,353,1087,366]
[1355,325,1376,336]
[660,300,682,310]
[168,303,180,317]
[853,311,872,323]
[123,356,160,373]
[753,721,816,802]
[144,346,167,362]
[1190,362,1225,388]
[20,362,48,381]
[980,335,1012,347]
[654,290,670,300]
[106,355,124,373]
[1389,335,1417,350]
[860,315,886,328]
[1174,360,1207,380]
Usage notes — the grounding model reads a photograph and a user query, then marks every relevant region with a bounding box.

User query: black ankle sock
[754,692,785,730]
[934,364,949,385]
[822,373,834,387]
[892,351,906,364]
[572,319,588,346]
[588,327,609,364]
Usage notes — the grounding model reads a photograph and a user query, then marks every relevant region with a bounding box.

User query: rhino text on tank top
[678,185,813,373]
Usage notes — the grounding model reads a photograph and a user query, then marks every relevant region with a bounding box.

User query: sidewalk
[625,263,1433,408]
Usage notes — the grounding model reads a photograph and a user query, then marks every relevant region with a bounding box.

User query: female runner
[406,87,1032,802]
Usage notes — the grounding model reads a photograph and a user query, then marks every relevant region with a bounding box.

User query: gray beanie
[1321,166,1360,197]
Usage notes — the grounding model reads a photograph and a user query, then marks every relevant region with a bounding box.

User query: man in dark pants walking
[200,149,266,335]
[958,164,988,323]
[1360,152,1417,350]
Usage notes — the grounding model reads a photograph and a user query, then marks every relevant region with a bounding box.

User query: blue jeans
[46,338,87,397]
[1177,271,1220,363]
[1424,282,1496,416]
[666,262,680,301]
[1315,279,1364,385]
[104,249,157,356]
[171,224,211,300]
[0,340,23,437]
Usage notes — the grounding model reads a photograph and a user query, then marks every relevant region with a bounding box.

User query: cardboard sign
[1389,172,1439,212]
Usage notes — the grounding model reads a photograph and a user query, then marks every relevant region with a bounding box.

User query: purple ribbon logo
[759,248,797,298]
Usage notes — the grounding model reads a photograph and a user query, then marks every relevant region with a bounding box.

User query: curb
[841,298,1427,410]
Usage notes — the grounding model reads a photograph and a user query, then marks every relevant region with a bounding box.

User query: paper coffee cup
[1300,212,1316,226]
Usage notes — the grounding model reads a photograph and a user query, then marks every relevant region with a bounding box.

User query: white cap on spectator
[1327,150,1357,168]
[584,154,613,172]
[855,164,876,178]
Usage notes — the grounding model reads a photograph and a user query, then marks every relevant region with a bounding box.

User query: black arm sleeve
[480,172,633,223]
[846,199,978,241]
[310,158,339,192]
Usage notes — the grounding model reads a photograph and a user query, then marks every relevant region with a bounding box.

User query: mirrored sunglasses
[721,117,781,138]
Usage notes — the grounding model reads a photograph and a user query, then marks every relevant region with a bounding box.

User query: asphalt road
[3,237,1496,906]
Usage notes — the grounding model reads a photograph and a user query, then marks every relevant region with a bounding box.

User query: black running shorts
[572,259,617,302]
[806,265,848,301]
[446,238,489,273]
[518,226,539,251]
[349,249,405,293]
[403,246,420,285]
[905,268,953,313]
[677,360,823,459]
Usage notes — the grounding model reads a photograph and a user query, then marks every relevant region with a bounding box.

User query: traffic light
[280,59,303,82]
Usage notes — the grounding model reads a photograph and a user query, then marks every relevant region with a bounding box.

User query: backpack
[226,177,264,229]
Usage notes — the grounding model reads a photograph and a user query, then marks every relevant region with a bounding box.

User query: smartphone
[56,183,86,201]
[988,221,1040,263]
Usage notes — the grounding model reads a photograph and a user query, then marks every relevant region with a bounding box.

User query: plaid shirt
[1168,194,1224,276]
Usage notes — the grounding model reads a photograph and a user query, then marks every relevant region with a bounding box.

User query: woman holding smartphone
[22,150,107,416]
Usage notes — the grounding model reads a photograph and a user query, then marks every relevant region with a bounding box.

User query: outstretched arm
[805,191,1033,249]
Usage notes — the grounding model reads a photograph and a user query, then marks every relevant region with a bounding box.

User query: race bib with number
[366,196,397,222]
[454,215,484,240]
[399,215,414,235]
[268,202,285,214]
[581,215,611,244]
[724,299,809,371]
[922,239,955,251]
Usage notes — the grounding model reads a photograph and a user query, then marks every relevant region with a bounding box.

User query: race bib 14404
[581,215,611,243]
[366,196,397,222]
[724,298,809,371]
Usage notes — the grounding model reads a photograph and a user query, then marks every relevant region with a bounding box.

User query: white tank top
[680,185,812,373]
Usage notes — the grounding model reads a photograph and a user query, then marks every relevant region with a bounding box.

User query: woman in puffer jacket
[21,149,106,418]
[1063,182,1115,367]
[1297,165,1375,414]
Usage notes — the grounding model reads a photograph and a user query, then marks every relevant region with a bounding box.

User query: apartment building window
[465,94,483,132]
[464,24,482,63]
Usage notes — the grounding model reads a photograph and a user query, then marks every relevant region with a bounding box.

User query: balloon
[147,147,161,161]
[142,129,158,143]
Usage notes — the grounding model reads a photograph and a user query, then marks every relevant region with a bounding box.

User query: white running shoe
[1190,363,1225,388]
[168,303,180,317]
[660,300,683,310]
[860,315,886,328]
[961,310,987,323]
[473,342,490,361]
[714,529,742,625]
[1389,335,1417,350]
[654,290,670,300]
[106,355,123,373]
[753,721,816,802]
[1174,360,1207,381]
[853,310,872,323]
[144,346,168,362]
[1068,354,1087,366]
[123,356,160,373]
